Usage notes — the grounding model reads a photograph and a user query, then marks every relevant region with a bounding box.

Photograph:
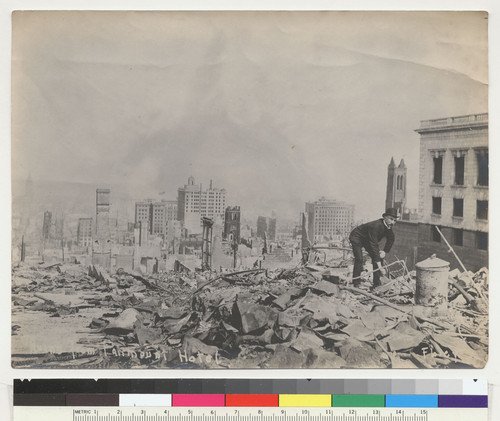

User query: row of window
[432,226,488,251]
[315,219,351,223]
[315,212,352,216]
[77,227,92,235]
[186,195,225,198]
[432,197,488,220]
[315,226,351,230]
[432,150,488,186]
[186,202,225,206]
[315,222,352,226]
[316,211,352,214]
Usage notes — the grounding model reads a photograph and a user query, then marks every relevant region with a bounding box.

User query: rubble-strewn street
[11,254,488,369]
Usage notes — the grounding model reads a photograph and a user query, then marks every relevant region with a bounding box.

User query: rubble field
[11,258,488,369]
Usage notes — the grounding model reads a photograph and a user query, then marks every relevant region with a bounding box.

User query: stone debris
[11,258,489,369]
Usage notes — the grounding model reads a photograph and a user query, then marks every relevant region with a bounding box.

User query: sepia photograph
[11,11,488,369]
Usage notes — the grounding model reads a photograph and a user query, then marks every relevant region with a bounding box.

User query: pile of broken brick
[11,259,488,369]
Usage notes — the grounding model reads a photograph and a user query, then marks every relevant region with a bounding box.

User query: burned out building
[177,176,226,235]
[95,188,111,242]
[135,199,178,240]
[135,199,177,239]
[152,200,177,238]
[256,215,276,242]
[42,211,52,240]
[77,217,93,249]
[135,199,154,233]
[223,206,241,243]
[304,197,355,243]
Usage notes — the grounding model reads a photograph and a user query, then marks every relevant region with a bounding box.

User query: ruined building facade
[95,188,111,242]
[135,199,154,235]
[152,200,177,238]
[177,176,226,235]
[42,211,52,241]
[223,206,241,243]
[305,197,355,243]
[77,217,93,249]
[135,199,177,240]
[257,216,277,242]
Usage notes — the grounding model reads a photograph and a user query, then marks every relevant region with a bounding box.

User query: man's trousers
[350,241,381,287]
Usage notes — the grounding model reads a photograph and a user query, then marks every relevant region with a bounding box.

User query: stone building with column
[414,112,488,270]
[388,113,488,271]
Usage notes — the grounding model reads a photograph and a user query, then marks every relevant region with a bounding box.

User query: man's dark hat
[383,208,399,219]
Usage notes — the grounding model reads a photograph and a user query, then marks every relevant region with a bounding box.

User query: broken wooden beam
[339,285,451,330]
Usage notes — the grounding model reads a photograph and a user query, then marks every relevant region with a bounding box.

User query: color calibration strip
[13,379,487,408]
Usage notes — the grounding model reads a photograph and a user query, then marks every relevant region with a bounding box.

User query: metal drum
[415,254,450,315]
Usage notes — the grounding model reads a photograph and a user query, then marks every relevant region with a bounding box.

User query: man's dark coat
[349,218,395,263]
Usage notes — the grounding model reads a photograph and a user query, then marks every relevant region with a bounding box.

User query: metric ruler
[13,407,487,421]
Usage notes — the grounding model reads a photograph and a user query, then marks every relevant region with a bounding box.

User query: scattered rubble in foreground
[11,258,488,369]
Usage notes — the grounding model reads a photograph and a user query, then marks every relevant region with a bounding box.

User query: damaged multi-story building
[304,197,355,243]
[223,206,241,243]
[77,217,93,250]
[256,215,277,242]
[389,113,488,271]
[177,176,226,235]
[134,199,178,241]
[95,188,111,243]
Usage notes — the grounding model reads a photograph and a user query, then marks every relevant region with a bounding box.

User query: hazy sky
[12,11,488,221]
